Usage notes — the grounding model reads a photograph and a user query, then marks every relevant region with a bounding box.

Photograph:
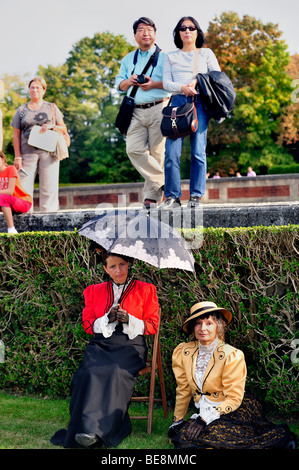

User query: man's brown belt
[134,97,169,109]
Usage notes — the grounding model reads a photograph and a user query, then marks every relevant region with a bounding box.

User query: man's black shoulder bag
[115,45,161,135]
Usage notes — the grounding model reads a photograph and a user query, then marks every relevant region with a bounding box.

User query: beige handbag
[50,103,71,161]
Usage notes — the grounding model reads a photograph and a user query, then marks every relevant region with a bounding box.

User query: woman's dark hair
[133,17,156,34]
[186,312,227,341]
[102,251,130,267]
[173,16,205,49]
[89,242,130,266]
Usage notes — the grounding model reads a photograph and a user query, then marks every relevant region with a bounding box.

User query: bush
[0,226,298,414]
[268,164,299,175]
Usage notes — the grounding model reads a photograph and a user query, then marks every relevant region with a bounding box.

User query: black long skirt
[169,394,296,449]
[50,328,147,448]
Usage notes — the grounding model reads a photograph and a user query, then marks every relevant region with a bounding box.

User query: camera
[137,74,149,84]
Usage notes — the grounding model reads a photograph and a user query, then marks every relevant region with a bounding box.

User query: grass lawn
[0,390,297,450]
[0,390,173,450]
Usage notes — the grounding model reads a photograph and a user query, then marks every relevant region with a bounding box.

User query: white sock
[7,227,18,234]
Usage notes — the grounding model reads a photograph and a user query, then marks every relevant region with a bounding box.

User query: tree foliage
[205,12,297,175]
[39,32,139,183]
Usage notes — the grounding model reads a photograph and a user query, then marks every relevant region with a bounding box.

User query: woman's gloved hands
[168,417,206,440]
[108,306,129,324]
[184,417,206,439]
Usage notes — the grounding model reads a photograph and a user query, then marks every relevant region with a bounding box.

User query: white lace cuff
[200,407,220,425]
[193,397,221,425]
[123,314,144,339]
[93,314,116,338]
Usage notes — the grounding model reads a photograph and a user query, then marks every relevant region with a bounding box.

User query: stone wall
[32,174,299,211]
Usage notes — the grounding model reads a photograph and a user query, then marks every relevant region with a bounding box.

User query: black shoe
[187,196,201,208]
[75,433,99,447]
[143,198,157,209]
[159,197,181,210]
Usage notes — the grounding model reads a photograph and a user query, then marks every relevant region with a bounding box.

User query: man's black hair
[133,17,156,34]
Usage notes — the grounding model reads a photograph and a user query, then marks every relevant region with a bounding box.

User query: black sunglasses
[179,26,196,32]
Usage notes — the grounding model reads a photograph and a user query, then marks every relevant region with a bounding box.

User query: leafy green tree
[0,74,28,161]
[40,32,138,183]
[205,12,295,174]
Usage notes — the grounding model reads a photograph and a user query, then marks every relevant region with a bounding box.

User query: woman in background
[161,16,220,209]
[11,76,67,212]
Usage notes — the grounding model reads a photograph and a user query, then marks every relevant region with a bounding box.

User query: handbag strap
[51,103,56,126]
[193,48,200,77]
[129,45,161,99]
[193,48,199,78]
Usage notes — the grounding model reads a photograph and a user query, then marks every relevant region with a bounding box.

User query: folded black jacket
[196,71,236,124]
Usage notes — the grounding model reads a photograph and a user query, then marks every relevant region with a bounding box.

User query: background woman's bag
[160,99,198,138]
[50,103,71,161]
[28,125,59,152]
[160,48,200,139]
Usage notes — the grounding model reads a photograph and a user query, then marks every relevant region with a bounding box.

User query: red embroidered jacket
[82,279,159,336]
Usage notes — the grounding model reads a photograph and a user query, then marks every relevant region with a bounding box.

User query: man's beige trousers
[126,101,166,201]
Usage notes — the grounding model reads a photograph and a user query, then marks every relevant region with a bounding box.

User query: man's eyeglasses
[179,26,196,32]
[136,27,155,34]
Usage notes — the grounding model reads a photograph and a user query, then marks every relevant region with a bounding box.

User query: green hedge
[0,226,298,415]
[268,164,299,175]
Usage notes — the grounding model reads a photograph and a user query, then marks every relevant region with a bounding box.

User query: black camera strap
[129,44,161,100]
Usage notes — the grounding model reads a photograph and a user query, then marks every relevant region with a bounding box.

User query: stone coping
[1,201,298,234]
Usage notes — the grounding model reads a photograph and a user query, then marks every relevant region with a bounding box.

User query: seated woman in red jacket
[51,251,159,448]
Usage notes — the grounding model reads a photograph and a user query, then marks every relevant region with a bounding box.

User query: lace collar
[198,337,219,354]
[195,337,219,385]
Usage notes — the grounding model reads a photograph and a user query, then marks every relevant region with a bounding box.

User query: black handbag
[160,48,200,139]
[115,45,161,135]
[115,95,135,136]
[160,97,198,139]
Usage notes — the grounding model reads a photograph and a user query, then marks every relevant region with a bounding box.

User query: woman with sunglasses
[161,17,220,209]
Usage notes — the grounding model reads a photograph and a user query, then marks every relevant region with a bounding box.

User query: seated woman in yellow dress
[169,301,296,449]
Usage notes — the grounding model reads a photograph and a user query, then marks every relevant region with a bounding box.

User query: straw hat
[183,301,233,333]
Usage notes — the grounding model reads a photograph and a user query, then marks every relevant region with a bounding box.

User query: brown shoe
[143,198,157,209]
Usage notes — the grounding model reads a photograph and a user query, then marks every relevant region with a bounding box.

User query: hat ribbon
[191,306,217,316]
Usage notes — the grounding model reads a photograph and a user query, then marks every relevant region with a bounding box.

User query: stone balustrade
[31,173,299,211]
